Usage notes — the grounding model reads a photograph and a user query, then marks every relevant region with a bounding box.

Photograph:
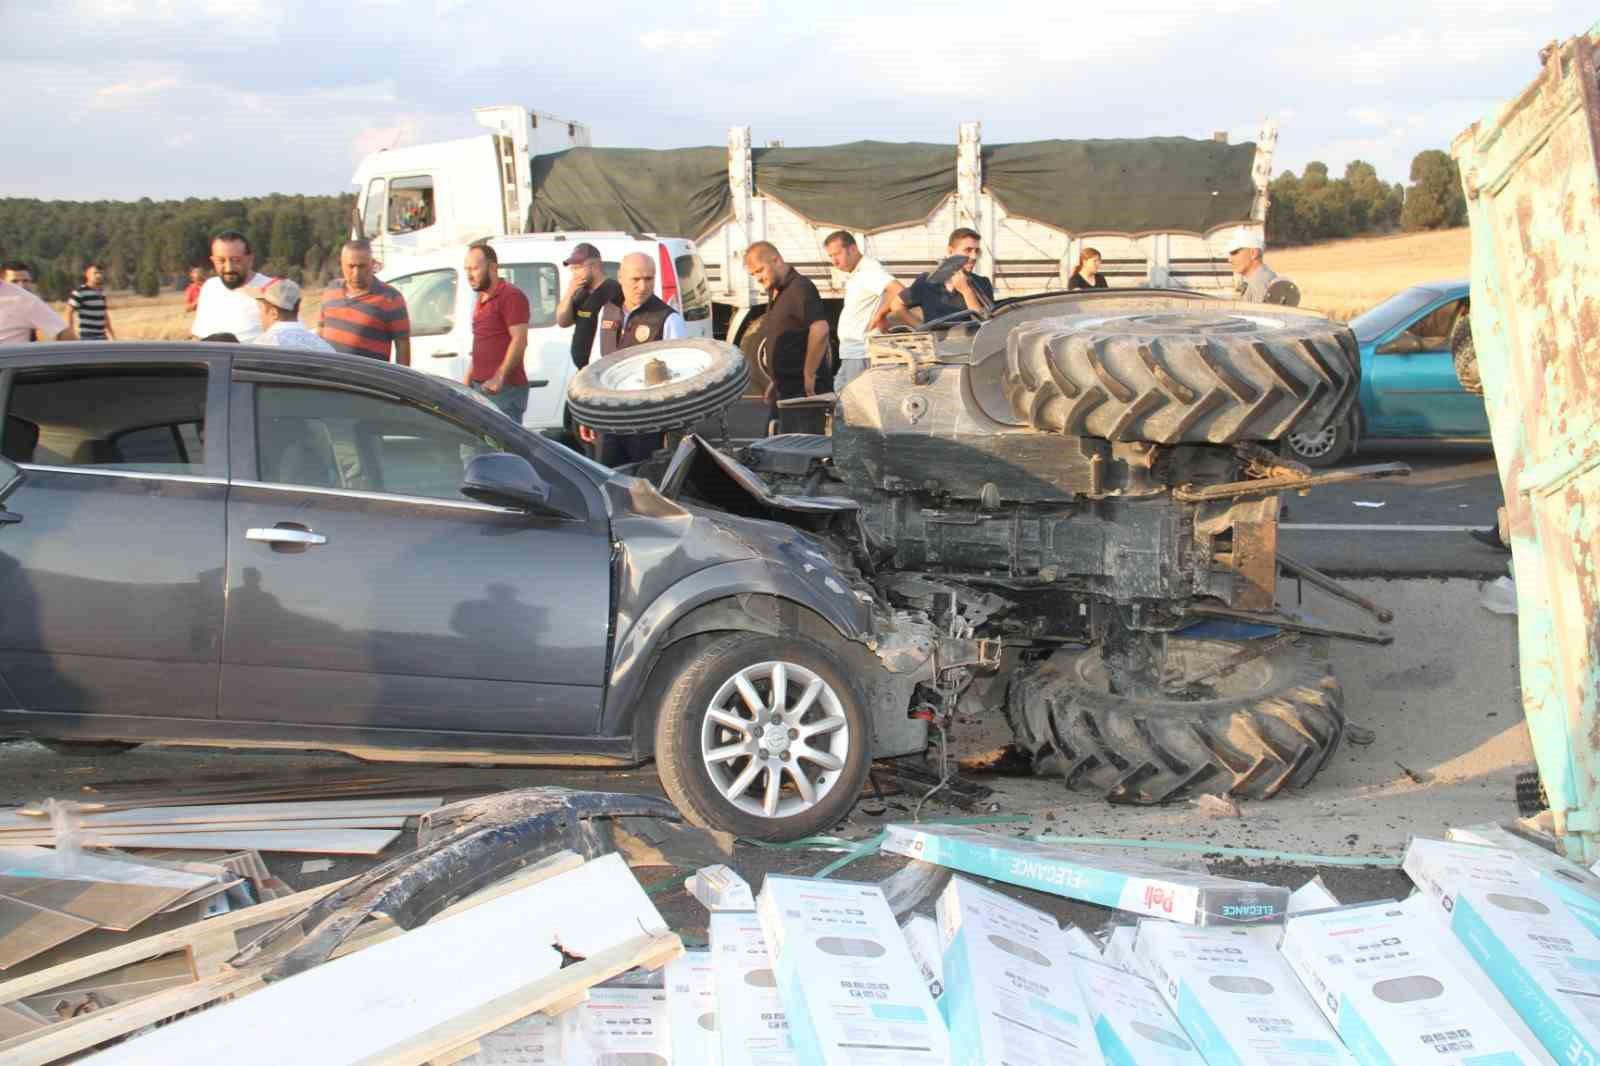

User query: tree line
[0,146,1468,301]
[0,193,355,301]
[1266,149,1467,246]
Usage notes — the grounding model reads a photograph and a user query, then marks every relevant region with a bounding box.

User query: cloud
[96,76,180,98]
[637,28,729,52]
[351,114,426,164]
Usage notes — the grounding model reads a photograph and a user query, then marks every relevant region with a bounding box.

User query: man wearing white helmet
[1223,227,1292,304]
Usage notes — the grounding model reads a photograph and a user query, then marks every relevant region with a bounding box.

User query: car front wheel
[652,632,870,841]
[1283,411,1357,468]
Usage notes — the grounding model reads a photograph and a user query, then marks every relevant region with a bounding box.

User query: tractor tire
[1001,304,1359,444]
[1450,315,1482,396]
[567,338,749,434]
[1006,636,1345,804]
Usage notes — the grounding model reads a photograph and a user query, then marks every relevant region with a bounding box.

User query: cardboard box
[900,914,944,1000]
[1280,898,1540,1065]
[1404,836,1600,1064]
[1064,923,1102,958]
[1102,925,1138,972]
[757,875,950,1066]
[883,823,1288,925]
[1448,823,1600,938]
[936,875,1104,1065]
[460,1012,564,1065]
[1136,921,1356,1065]
[687,863,756,912]
[711,910,798,1065]
[666,950,721,1066]
[561,986,670,1065]
[1073,952,1208,1066]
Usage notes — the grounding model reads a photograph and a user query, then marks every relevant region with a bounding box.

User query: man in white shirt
[246,278,334,352]
[0,279,73,345]
[192,230,271,342]
[824,230,902,391]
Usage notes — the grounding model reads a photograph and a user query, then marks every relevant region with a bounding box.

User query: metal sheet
[1453,28,1600,859]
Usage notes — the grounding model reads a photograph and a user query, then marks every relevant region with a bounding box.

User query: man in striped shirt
[66,264,114,341]
[318,239,410,364]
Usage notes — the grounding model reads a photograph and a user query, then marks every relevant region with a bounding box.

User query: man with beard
[464,242,531,424]
[192,230,270,342]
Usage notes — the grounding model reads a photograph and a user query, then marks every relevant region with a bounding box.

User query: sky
[2,0,1593,202]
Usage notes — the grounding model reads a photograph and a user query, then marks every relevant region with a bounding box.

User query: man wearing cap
[248,278,334,352]
[555,243,623,370]
[1225,228,1293,304]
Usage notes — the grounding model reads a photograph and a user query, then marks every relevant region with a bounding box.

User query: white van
[381,232,713,431]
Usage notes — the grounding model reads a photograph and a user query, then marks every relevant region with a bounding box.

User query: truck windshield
[1348,287,1438,344]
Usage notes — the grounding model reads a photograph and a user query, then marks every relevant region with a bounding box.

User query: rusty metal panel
[1453,29,1600,860]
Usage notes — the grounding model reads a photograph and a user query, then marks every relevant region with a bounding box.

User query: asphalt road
[1278,441,1506,578]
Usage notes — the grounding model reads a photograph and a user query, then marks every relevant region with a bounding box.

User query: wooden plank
[0,798,440,831]
[0,819,409,844]
[18,953,195,1016]
[0,877,197,934]
[73,854,675,1066]
[0,1001,47,1040]
[359,934,683,1066]
[0,829,405,856]
[0,878,349,1005]
[427,1042,480,1066]
[0,897,97,971]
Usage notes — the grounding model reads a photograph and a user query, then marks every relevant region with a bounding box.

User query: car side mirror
[460,453,571,518]
[1377,332,1423,355]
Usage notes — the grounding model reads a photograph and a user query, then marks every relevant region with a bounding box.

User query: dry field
[1270,227,1470,320]
[89,228,1470,341]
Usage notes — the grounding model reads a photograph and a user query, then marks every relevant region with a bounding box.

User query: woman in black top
[1068,247,1109,290]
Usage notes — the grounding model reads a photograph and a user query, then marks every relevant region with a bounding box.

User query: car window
[387,175,435,235]
[254,384,513,502]
[361,179,386,240]
[1409,298,1466,349]
[389,268,457,337]
[1348,287,1441,344]
[675,253,712,322]
[501,262,559,328]
[2,366,209,475]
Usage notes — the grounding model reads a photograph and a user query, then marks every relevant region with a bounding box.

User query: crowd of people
[0,224,1294,464]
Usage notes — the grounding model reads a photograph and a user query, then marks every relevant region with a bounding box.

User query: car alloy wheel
[699,659,850,820]
[1286,425,1339,460]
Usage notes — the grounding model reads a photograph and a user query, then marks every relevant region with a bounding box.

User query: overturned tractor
[573,289,1404,822]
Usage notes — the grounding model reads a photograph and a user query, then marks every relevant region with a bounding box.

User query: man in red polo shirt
[464,242,530,424]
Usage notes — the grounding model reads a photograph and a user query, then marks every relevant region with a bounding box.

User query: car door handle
[247,527,327,546]
[430,351,460,359]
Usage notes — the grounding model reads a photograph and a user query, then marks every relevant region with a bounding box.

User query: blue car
[1283,280,1490,467]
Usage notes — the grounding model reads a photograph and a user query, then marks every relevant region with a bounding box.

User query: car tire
[567,338,749,434]
[1001,303,1360,444]
[1007,635,1345,804]
[37,739,140,757]
[652,631,870,841]
[1283,409,1358,468]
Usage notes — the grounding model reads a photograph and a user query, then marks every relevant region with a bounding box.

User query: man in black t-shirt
[555,243,624,368]
[745,241,831,432]
[888,227,994,326]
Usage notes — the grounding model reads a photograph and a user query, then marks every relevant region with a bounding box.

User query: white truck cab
[350,105,590,268]
[383,233,713,432]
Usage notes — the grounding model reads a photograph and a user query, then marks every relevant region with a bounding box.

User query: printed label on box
[667,950,721,1066]
[711,910,798,1065]
[1074,952,1207,1066]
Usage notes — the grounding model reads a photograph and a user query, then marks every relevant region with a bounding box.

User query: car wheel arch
[622,593,864,757]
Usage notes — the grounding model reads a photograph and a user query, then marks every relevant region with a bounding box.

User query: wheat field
[84,228,1470,341]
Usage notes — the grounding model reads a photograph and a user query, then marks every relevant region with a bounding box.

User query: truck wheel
[653,632,870,841]
[1002,305,1359,444]
[567,338,749,434]
[37,739,140,756]
[1283,410,1357,468]
[1007,636,1345,804]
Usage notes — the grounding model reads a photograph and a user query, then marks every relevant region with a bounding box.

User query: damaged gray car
[0,294,1403,840]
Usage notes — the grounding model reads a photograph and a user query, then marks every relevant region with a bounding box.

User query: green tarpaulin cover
[528,136,1256,239]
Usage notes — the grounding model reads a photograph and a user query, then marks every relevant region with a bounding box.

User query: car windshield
[1348,287,1440,343]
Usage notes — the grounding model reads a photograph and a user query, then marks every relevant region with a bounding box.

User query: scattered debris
[1353,500,1386,508]
[1193,794,1243,818]
[684,865,753,913]
[1394,761,1433,785]
[297,860,333,876]
[1344,722,1377,745]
